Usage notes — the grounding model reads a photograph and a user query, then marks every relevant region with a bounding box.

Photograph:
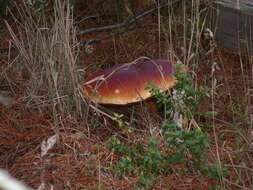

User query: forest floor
[0,1,253,190]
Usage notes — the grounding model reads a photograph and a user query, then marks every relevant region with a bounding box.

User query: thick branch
[0,0,184,52]
[83,25,136,45]
[77,0,183,36]
[79,0,184,45]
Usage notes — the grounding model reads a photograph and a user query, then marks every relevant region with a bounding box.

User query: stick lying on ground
[0,0,184,52]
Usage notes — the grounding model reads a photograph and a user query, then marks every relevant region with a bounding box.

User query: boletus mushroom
[84,59,179,105]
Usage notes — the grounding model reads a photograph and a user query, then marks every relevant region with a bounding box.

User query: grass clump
[109,63,227,189]
[5,0,86,125]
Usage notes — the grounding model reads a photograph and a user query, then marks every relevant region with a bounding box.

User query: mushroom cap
[84,59,176,105]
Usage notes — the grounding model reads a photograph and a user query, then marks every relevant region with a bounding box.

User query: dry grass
[5,0,86,124]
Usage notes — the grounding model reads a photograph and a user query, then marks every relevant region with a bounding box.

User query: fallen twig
[77,0,182,36]
[74,14,100,25]
[0,0,184,52]
[80,0,183,45]
[223,178,251,190]
[82,25,136,45]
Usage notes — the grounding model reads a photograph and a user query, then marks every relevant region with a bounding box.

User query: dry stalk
[5,0,87,128]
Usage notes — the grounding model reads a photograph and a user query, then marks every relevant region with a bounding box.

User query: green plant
[112,113,130,128]
[162,120,209,163]
[200,163,229,180]
[109,135,164,189]
[108,63,224,189]
[112,113,133,133]
[147,62,207,118]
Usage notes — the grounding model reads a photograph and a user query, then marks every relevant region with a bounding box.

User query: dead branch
[0,0,184,52]
[82,25,136,45]
[74,14,100,25]
[80,0,184,45]
[77,0,183,36]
